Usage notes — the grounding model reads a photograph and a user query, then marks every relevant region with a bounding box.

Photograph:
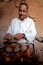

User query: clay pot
[5,56,11,62]
[23,45,33,62]
[23,45,33,58]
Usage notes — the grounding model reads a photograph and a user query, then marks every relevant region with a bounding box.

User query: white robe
[7,17,37,44]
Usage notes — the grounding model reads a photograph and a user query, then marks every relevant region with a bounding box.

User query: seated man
[4,2,37,58]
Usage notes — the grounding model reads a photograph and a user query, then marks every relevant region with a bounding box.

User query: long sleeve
[6,18,21,35]
[7,19,15,35]
[25,20,37,43]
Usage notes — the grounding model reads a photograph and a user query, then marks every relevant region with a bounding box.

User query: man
[4,3,37,60]
[5,2,37,44]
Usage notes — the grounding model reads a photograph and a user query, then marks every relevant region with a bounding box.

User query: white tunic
[7,17,37,43]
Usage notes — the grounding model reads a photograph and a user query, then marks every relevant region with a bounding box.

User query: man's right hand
[4,33,12,41]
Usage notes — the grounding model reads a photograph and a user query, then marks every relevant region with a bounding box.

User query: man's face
[18,5,28,20]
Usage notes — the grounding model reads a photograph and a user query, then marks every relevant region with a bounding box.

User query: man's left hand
[14,33,25,40]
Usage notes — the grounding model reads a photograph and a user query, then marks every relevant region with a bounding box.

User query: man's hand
[14,33,25,40]
[4,33,12,41]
